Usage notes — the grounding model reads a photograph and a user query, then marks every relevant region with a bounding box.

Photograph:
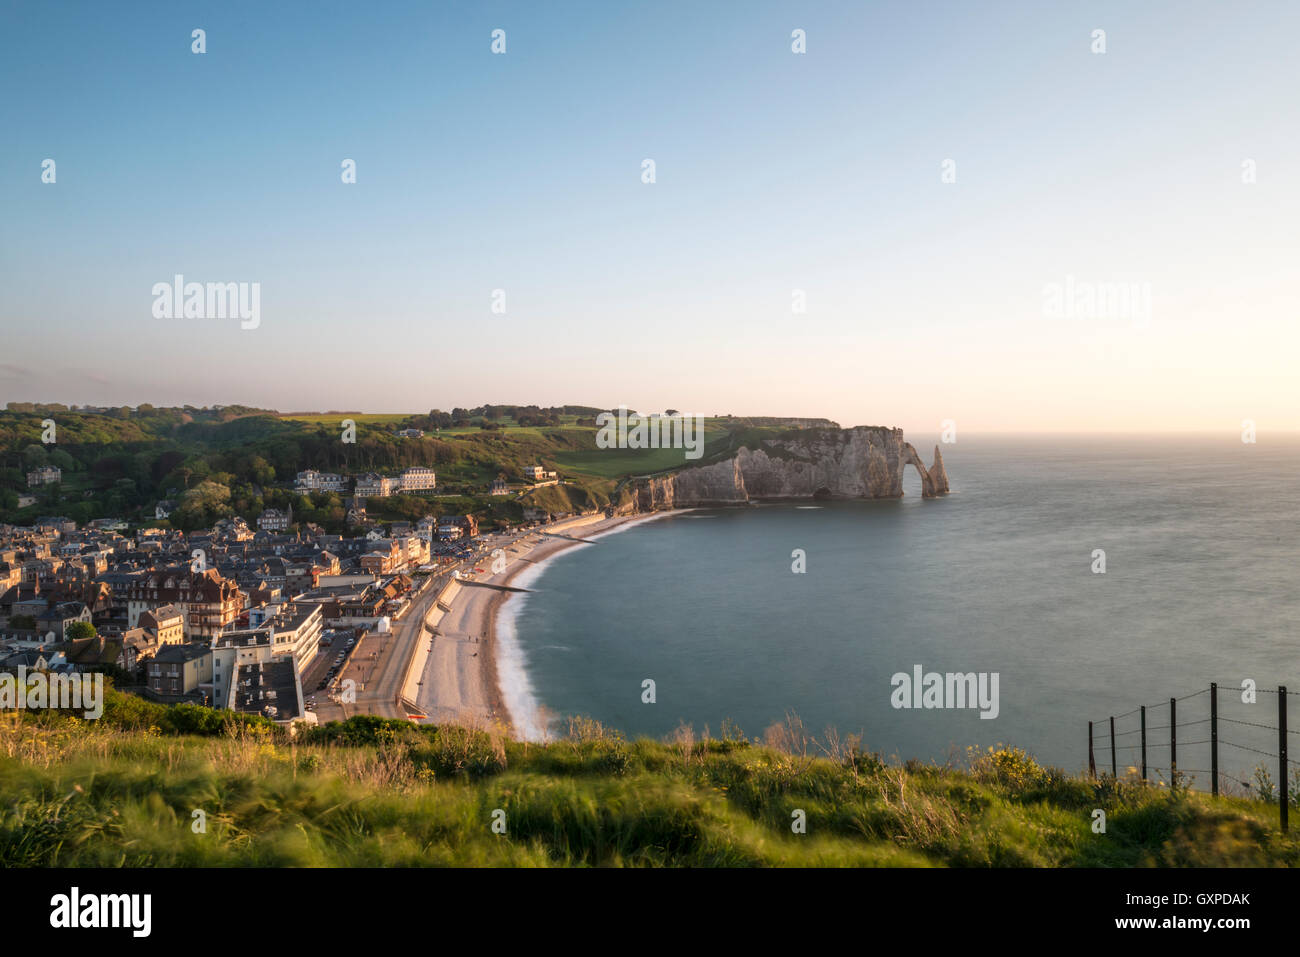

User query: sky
[1,0,1297,433]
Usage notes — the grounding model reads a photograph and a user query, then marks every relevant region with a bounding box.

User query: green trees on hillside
[0,404,636,530]
[65,622,97,642]
[171,481,232,530]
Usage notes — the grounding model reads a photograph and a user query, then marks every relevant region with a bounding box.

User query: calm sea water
[500,435,1300,784]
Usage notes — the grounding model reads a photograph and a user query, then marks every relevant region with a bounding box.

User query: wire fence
[1088,681,1295,831]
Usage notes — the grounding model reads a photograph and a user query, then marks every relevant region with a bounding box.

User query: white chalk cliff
[629,427,951,509]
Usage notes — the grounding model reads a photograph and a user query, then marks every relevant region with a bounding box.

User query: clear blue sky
[3,0,1298,432]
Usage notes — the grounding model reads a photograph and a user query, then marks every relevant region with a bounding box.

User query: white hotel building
[355,473,399,498]
[400,467,437,493]
[295,469,348,493]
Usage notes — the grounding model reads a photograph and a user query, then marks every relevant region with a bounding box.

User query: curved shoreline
[415,511,675,738]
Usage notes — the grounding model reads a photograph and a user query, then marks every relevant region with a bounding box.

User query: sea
[497,434,1300,788]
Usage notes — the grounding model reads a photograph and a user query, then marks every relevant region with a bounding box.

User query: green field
[551,422,755,479]
[278,413,596,435]
[277,413,411,426]
[553,445,705,479]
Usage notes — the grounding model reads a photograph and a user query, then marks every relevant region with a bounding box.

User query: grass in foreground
[0,706,1294,867]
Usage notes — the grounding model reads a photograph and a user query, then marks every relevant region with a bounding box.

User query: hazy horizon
[4,0,1298,434]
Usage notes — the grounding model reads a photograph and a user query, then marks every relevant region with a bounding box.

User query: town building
[262,602,324,663]
[26,466,62,487]
[207,627,309,725]
[35,601,92,639]
[258,508,291,532]
[399,466,437,493]
[360,542,402,576]
[209,628,271,707]
[294,470,348,493]
[213,517,253,541]
[137,604,185,646]
[123,567,245,640]
[354,473,398,498]
[232,658,306,725]
[60,632,133,673]
[147,643,214,702]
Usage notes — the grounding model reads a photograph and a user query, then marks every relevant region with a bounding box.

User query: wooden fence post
[1210,683,1218,797]
[1140,706,1147,782]
[1110,716,1117,778]
[1280,687,1288,833]
[1088,721,1095,779]
[1170,697,1177,780]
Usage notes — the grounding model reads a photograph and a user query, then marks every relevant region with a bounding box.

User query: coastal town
[0,403,925,742]
[1,402,858,738]
[0,449,605,733]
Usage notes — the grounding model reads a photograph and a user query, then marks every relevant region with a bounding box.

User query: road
[310,532,531,723]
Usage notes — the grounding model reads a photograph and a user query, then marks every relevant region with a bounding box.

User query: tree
[65,621,97,642]
[173,480,232,530]
[22,444,48,469]
[48,449,76,471]
[249,455,275,485]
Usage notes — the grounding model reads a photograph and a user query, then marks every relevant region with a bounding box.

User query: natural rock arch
[899,444,949,498]
[899,444,936,497]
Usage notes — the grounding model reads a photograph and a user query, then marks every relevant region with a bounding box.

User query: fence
[1089,682,1295,831]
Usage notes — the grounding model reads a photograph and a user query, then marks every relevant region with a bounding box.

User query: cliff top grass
[0,696,1295,868]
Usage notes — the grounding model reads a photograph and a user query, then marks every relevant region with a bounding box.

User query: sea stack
[929,445,950,494]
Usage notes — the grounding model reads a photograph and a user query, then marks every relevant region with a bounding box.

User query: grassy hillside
[0,697,1294,867]
[550,422,737,478]
[0,405,806,530]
